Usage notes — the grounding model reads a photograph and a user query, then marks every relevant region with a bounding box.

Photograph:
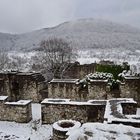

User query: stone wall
[61,62,96,79]
[0,96,32,123]
[0,96,8,121]
[120,77,140,107]
[88,80,109,100]
[41,99,106,124]
[121,103,137,115]
[104,98,140,128]
[0,71,47,102]
[48,79,110,101]
[48,79,84,101]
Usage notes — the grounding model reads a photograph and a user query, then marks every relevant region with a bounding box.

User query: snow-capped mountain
[0,18,140,51]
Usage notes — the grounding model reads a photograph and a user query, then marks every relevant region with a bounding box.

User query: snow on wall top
[41,98,71,104]
[109,98,137,104]
[41,98,106,106]
[0,96,8,101]
[5,100,32,106]
[0,70,37,76]
[49,79,79,83]
[104,98,139,123]
[124,76,140,80]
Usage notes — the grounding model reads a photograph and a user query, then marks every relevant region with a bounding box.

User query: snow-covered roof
[5,100,32,106]
[0,96,8,101]
[49,79,79,83]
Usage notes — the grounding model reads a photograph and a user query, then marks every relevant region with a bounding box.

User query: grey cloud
[0,0,139,33]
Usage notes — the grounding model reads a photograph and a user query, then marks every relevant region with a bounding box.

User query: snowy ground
[0,105,139,140]
[137,108,140,116]
[6,49,140,73]
[0,104,52,140]
[67,123,140,140]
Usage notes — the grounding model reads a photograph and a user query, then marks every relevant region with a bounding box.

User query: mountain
[0,18,140,52]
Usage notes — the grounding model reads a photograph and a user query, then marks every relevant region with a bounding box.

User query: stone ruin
[41,98,140,128]
[0,67,139,129]
[104,98,140,127]
[41,98,106,124]
[0,94,139,128]
[0,70,47,102]
[0,96,32,123]
[55,62,96,79]
[48,73,140,108]
[48,78,110,101]
[120,75,140,107]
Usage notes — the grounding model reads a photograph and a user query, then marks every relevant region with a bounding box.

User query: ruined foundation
[41,98,106,124]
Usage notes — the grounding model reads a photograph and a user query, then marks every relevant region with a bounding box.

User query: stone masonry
[48,79,110,101]
[104,98,140,127]
[60,62,96,79]
[48,79,82,100]
[41,99,106,124]
[120,76,140,107]
[0,96,32,123]
[88,80,109,100]
[0,71,47,102]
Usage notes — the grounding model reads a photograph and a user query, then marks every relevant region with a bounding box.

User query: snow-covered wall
[41,99,106,124]
[0,97,32,123]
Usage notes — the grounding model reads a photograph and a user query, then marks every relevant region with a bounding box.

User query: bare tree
[33,38,77,80]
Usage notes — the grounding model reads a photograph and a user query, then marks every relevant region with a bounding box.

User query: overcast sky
[0,0,140,33]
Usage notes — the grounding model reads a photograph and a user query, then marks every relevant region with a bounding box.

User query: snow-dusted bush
[77,72,113,88]
[118,70,140,78]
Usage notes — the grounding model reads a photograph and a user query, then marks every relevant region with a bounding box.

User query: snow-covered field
[6,48,140,74]
[0,105,139,140]
[78,49,140,65]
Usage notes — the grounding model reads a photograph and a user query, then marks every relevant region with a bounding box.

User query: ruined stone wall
[17,76,39,102]
[0,96,32,123]
[4,103,32,123]
[0,72,46,102]
[121,103,137,115]
[88,81,108,100]
[48,80,112,101]
[0,97,8,120]
[63,63,96,79]
[42,104,87,124]
[41,100,106,124]
[120,79,140,107]
[0,73,11,97]
[48,82,83,100]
